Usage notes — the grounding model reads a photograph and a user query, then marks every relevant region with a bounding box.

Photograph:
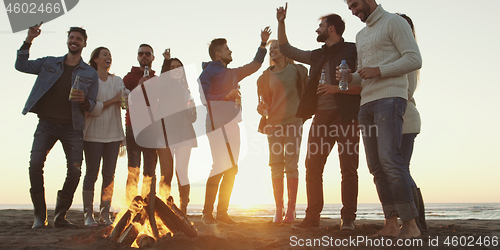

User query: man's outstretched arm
[277,3,312,65]
[233,27,271,82]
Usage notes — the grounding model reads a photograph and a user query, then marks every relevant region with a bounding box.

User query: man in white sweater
[342,0,422,238]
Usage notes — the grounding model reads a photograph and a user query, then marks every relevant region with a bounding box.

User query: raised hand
[261,26,272,43]
[162,48,171,60]
[276,3,288,22]
[26,23,42,43]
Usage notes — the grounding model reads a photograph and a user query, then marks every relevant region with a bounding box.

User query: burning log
[110,196,145,241]
[117,222,141,246]
[154,196,198,238]
[137,234,156,248]
[110,195,198,246]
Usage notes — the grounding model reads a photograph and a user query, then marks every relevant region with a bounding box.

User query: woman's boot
[417,188,427,230]
[179,184,190,215]
[83,190,97,227]
[283,178,298,223]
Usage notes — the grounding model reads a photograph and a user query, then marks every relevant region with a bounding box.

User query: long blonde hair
[267,39,294,67]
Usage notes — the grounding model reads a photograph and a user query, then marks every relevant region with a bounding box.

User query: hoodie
[199,47,266,131]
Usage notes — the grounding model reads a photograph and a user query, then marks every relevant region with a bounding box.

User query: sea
[2,203,499,220]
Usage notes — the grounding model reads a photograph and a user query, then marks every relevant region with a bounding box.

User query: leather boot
[83,191,97,226]
[417,188,427,230]
[284,178,298,223]
[30,192,48,229]
[203,173,222,216]
[271,178,284,223]
[126,167,140,205]
[179,184,190,215]
[100,199,113,225]
[411,186,422,230]
[100,180,114,225]
[54,190,78,228]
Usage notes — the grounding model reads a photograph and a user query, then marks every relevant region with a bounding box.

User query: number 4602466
[5,2,62,14]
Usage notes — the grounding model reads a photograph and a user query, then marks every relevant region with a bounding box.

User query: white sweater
[352,5,422,106]
[83,75,125,142]
[402,71,421,134]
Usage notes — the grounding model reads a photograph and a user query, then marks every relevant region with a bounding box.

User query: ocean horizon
[2,203,499,221]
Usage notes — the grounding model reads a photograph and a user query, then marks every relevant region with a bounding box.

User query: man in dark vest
[277,4,361,230]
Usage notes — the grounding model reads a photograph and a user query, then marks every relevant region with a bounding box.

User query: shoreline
[1,209,499,249]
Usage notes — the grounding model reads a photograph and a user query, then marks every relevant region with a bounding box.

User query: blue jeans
[83,141,121,202]
[29,120,83,199]
[358,98,417,222]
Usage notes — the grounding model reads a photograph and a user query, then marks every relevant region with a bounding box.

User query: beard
[67,44,82,55]
[359,0,372,22]
[221,56,232,65]
[316,31,329,42]
[139,60,152,68]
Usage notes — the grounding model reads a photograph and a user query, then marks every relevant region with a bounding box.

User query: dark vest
[296,39,360,122]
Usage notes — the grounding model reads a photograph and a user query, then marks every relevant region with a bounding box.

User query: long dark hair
[398,13,419,81]
[161,57,189,89]
[89,46,109,71]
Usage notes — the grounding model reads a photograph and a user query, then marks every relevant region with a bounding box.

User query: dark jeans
[401,133,418,187]
[157,147,174,187]
[29,120,83,199]
[304,109,359,221]
[83,141,120,201]
[126,126,157,177]
[358,97,417,221]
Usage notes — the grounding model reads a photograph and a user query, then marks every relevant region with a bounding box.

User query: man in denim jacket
[15,25,98,229]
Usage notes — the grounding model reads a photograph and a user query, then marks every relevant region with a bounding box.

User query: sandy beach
[0,209,499,249]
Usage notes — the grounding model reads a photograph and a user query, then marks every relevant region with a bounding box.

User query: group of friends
[16,0,426,239]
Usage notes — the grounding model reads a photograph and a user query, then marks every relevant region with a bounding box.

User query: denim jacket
[16,49,98,130]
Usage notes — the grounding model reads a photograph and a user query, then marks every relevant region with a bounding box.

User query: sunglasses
[138,52,152,56]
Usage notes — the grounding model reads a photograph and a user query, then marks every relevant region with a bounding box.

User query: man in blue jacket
[199,28,270,225]
[15,24,98,229]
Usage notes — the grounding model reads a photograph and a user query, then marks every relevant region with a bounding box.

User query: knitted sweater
[351,5,422,106]
[256,63,308,127]
[83,75,125,142]
[402,71,421,134]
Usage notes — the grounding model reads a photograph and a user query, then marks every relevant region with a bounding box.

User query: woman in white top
[398,14,427,231]
[82,47,125,226]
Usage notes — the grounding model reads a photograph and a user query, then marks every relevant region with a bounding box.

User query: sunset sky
[0,0,499,209]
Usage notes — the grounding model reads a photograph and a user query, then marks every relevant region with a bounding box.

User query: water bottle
[121,84,128,110]
[259,95,268,119]
[339,60,349,91]
[319,70,326,85]
[143,66,149,77]
[68,75,79,101]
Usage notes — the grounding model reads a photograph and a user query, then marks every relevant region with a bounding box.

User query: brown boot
[179,184,190,215]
